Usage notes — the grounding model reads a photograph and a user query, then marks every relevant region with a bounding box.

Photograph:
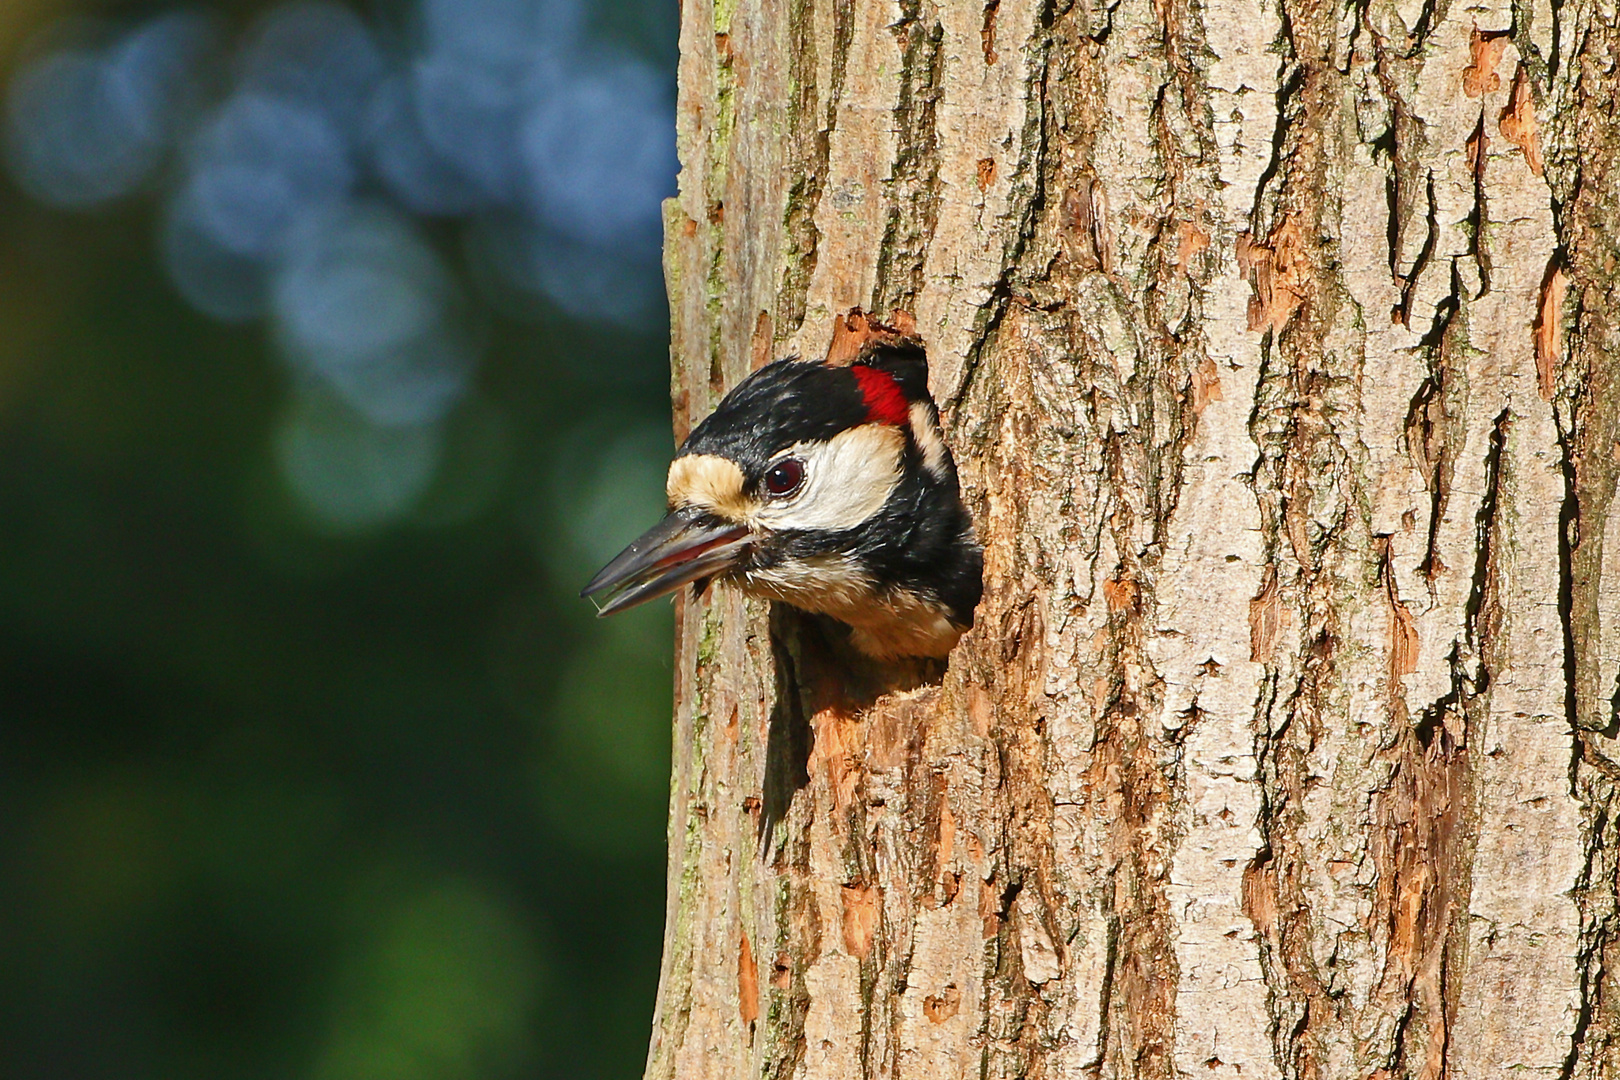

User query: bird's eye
[764,457,806,497]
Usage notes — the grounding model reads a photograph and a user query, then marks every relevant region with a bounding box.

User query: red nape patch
[851,365,910,426]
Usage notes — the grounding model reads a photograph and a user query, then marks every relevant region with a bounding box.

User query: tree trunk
[650,0,1620,1074]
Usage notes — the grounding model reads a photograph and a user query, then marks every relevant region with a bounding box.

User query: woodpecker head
[581,342,982,659]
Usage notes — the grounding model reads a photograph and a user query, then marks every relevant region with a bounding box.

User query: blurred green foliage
[0,2,679,1077]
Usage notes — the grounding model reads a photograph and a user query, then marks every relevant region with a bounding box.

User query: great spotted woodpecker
[581,341,983,659]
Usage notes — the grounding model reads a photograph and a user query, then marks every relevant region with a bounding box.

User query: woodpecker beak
[580,508,752,616]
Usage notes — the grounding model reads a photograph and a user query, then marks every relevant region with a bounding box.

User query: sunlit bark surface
[651,0,1620,1075]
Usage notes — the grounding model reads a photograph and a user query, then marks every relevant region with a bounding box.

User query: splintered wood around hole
[823,308,920,367]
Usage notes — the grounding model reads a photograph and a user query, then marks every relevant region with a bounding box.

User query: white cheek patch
[756,424,903,533]
[909,400,949,479]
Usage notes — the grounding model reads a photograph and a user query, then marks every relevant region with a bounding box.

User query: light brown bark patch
[840,883,880,959]
[1248,567,1282,662]
[738,930,759,1025]
[1060,181,1110,272]
[1371,723,1472,1080]
[1499,64,1545,176]
[1237,220,1308,333]
[923,984,961,1023]
[1192,355,1223,415]
[1535,261,1566,400]
[967,683,993,737]
[1390,602,1419,680]
[1465,122,1486,177]
[1379,538,1420,680]
[1177,218,1210,272]
[979,876,1001,939]
[935,779,956,904]
[1462,28,1509,98]
[750,310,775,370]
[1103,572,1141,616]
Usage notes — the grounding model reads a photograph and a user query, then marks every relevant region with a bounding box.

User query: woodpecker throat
[581,342,983,659]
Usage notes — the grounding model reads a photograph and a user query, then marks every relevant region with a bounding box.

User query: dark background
[0,0,679,1076]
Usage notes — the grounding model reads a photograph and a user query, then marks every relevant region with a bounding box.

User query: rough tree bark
[650,0,1620,1074]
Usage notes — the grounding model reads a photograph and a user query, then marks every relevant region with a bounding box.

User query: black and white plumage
[582,342,982,659]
